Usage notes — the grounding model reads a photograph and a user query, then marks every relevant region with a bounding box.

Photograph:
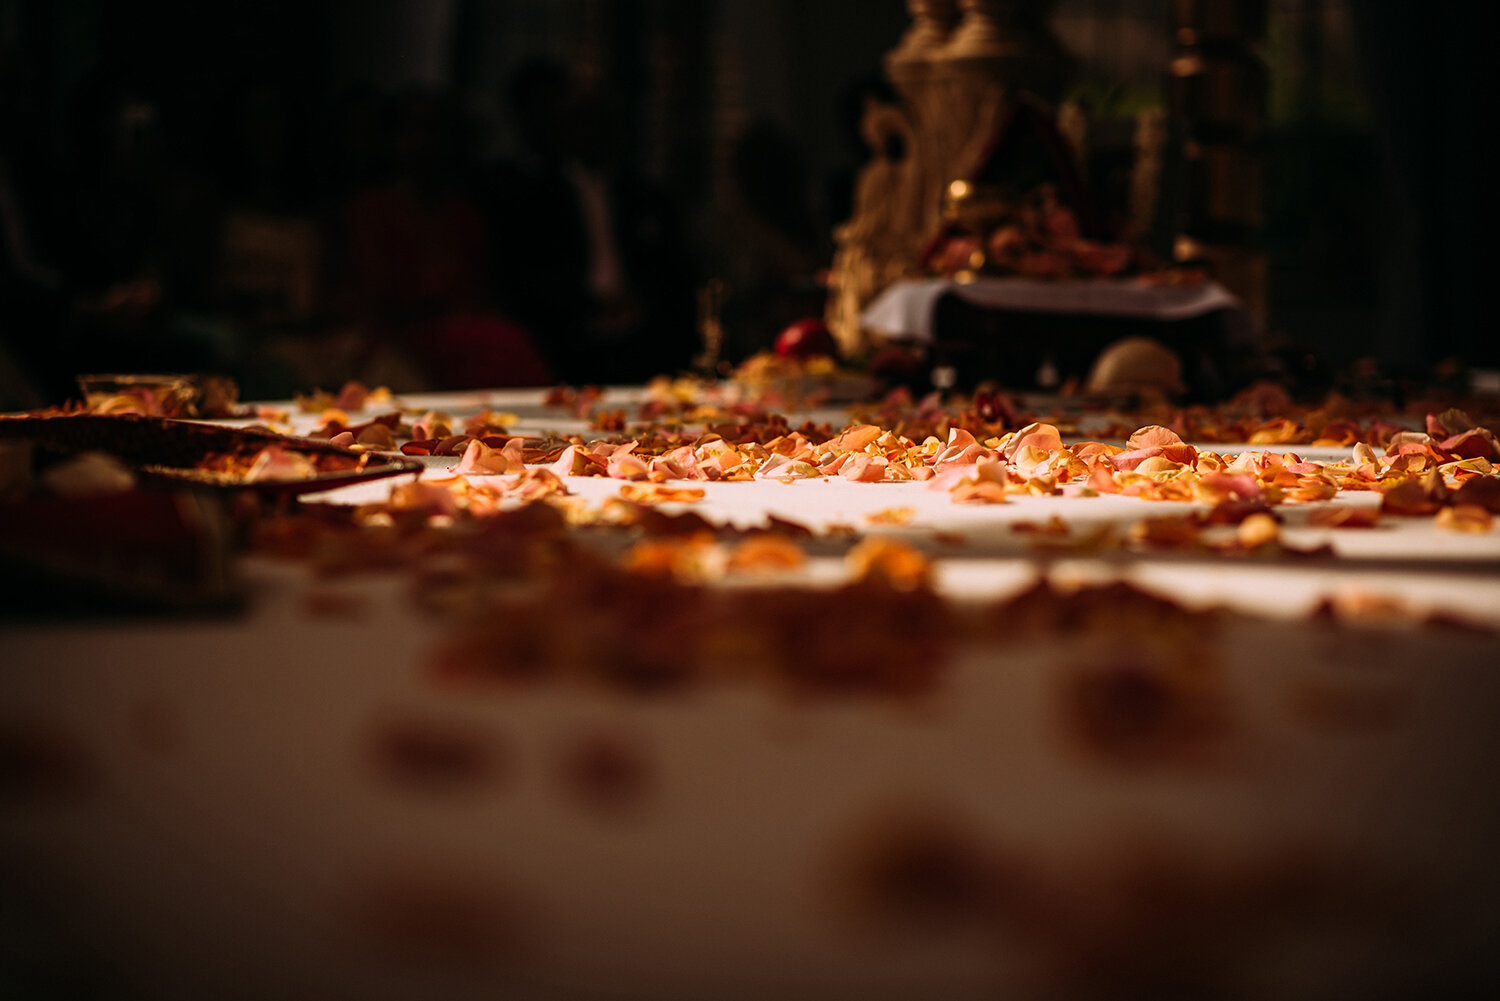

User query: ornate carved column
[946,0,1013,59]
[825,1,953,355]
[887,0,958,262]
[889,0,954,62]
[824,0,1070,356]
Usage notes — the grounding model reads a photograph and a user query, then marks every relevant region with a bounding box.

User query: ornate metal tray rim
[0,413,423,495]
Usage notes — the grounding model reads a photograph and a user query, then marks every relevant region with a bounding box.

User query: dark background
[0,0,1486,405]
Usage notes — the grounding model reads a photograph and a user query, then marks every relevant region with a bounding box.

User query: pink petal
[334,380,370,411]
[1110,446,1163,472]
[608,452,650,480]
[834,424,882,451]
[1126,425,1184,450]
[843,454,889,482]
[1003,422,1063,458]
[1087,460,1121,494]
[1200,471,1263,500]
[1440,427,1500,461]
[756,454,792,477]
[453,438,510,475]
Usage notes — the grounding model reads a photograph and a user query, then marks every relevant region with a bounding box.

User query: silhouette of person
[0,45,67,406]
[480,58,697,385]
[713,118,828,361]
[336,87,550,390]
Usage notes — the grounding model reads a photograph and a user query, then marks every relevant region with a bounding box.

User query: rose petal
[1125,425,1185,451]
[1435,504,1495,533]
[618,483,705,504]
[607,451,650,481]
[453,438,511,475]
[1452,476,1500,512]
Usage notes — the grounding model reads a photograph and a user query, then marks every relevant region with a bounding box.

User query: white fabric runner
[863,276,1242,342]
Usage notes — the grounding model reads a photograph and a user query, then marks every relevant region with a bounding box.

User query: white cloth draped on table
[862,276,1241,342]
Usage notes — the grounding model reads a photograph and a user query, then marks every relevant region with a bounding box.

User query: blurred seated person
[58,75,227,387]
[209,78,322,333]
[337,87,550,391]
[0,47,65,406]
[482,59,697,385]
[712,118,829,363]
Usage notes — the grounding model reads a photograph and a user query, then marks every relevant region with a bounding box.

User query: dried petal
[388,480,462,517]
[507,468,569,501]
[1003,422,1064,458]
[1128,516,1202,549]
[1435,504,1495,533]
[1110,446,1165,472]
[551,445,606,478]
[865,507,917,525]
[618,483,705,504]
[1306,505,1381,528]
[846,538,931,589]
[433,434,473,456]
[607,451,650,481]
[843,454,890,482]
[453,438,511,475]
[932,428,981,467]
[1452,476,1500,512]
[1427,408,1475,438]
[244,445,320,482]
[1010,514,1069,536]
[1236,512,1281,549]
[1197,471,1263,503]
[1247,419,1303,445]
[1125,425,1185,451]
[1086,458,1121,494]
[334,380,371,411]
[950,480,1010,504]
[835,424,883,451]
[1379,479,1442,516]
[726,535,806,573]
[1201,498,1274,525]
[355,423,397,450]
[1439,427,1500,461]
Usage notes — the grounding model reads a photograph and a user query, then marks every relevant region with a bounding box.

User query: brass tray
[76,373,242,418]
[0,414,422,495]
